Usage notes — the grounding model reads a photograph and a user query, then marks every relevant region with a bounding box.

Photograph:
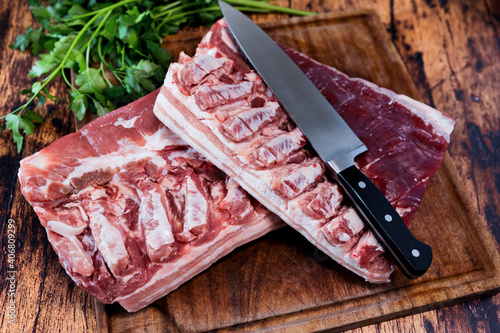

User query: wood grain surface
[0,0,499,332]
[0,1,98,333]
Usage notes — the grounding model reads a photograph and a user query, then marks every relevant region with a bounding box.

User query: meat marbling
[154,19,455,283]
[18,90,283,312]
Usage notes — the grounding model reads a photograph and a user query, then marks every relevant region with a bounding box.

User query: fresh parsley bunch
[5,0,314,152]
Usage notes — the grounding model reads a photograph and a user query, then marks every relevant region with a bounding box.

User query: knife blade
[219,0,432,278]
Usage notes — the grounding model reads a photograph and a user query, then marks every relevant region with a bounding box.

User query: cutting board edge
[162,10,390,56]
[212,271,500,332]
[162,9,382,41]
[213,289,500,333]
[210,153,500,332]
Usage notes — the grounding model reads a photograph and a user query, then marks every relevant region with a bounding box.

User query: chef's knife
[219,1,432,278]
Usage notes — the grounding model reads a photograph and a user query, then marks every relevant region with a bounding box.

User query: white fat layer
[114,116,139,128]
[238,103,279,132]
[194,54,224,73]
[90,187,107,200]
[27,151,52,170]
[344,208,365,234]
[394,94,455,141]
[220,27,238,52]
[64,202,89,221]
[139,190,175,251]
[353,230,384,254]
[34,207,47,215]
[67,236,94,276]
[109,178,140,204]
[338,233,351,242]
[149,155,167,168]
[202,31,213,47]
[267,161,323,198]
[47,220,86,238]
[88,208,129,275]
[396,206,412,216]
[144,126,186,150]
[224,178,246,202]
[64,147,156,186]
[184,174,208,231]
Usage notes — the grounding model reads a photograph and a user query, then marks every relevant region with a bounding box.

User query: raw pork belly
[154,20,455,283]
[18,90,282,312]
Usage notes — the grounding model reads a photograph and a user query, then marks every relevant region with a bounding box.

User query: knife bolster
[325,145,367,174]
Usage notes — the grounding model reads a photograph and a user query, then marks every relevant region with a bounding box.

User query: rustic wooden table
[1,0,499,332]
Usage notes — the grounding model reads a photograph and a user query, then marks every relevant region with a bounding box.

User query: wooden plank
[97,11,500,332]
[1,1,498,332]
[0,2,97,332]
[333,0,500,331]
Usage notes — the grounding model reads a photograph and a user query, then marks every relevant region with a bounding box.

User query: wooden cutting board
[95,10,500,333]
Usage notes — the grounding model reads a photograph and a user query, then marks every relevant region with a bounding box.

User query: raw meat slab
[154,18,454,284]
[18,90,282,312]
[93,11,500,332]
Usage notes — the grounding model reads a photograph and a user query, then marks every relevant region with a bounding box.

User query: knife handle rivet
[384,214,392,222]
[412,249,420,257]
[358,181,366,189]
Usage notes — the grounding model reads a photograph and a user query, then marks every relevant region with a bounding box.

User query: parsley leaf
[69,92,88,121]
[29,54,59,77]
[94,100,110,117]
[5,0,315,152]
[75,68,107,93]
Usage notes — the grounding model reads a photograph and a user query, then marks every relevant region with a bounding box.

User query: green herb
[5,0,315,152]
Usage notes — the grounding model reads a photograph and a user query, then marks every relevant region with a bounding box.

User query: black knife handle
[335,165,432,278]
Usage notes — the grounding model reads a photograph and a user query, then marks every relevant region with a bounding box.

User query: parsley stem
[120,47,126,70]
[225,0,316,16]
[63,0,138,22]
[61,66,76,92]
[100,63,113,88]
[152,1,205,20]
[150,1,183,20]
[98,36,123,88]
[85,38,91,88]
[155,0,315,32]
[97,36,111,69]
[11,10,106,117]
[156,6,222,32]
[81,10,113,54]
[84,10,113,91]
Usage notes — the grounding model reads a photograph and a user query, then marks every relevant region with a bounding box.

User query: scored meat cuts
[18,90,283,312]
[154,19,455,283]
